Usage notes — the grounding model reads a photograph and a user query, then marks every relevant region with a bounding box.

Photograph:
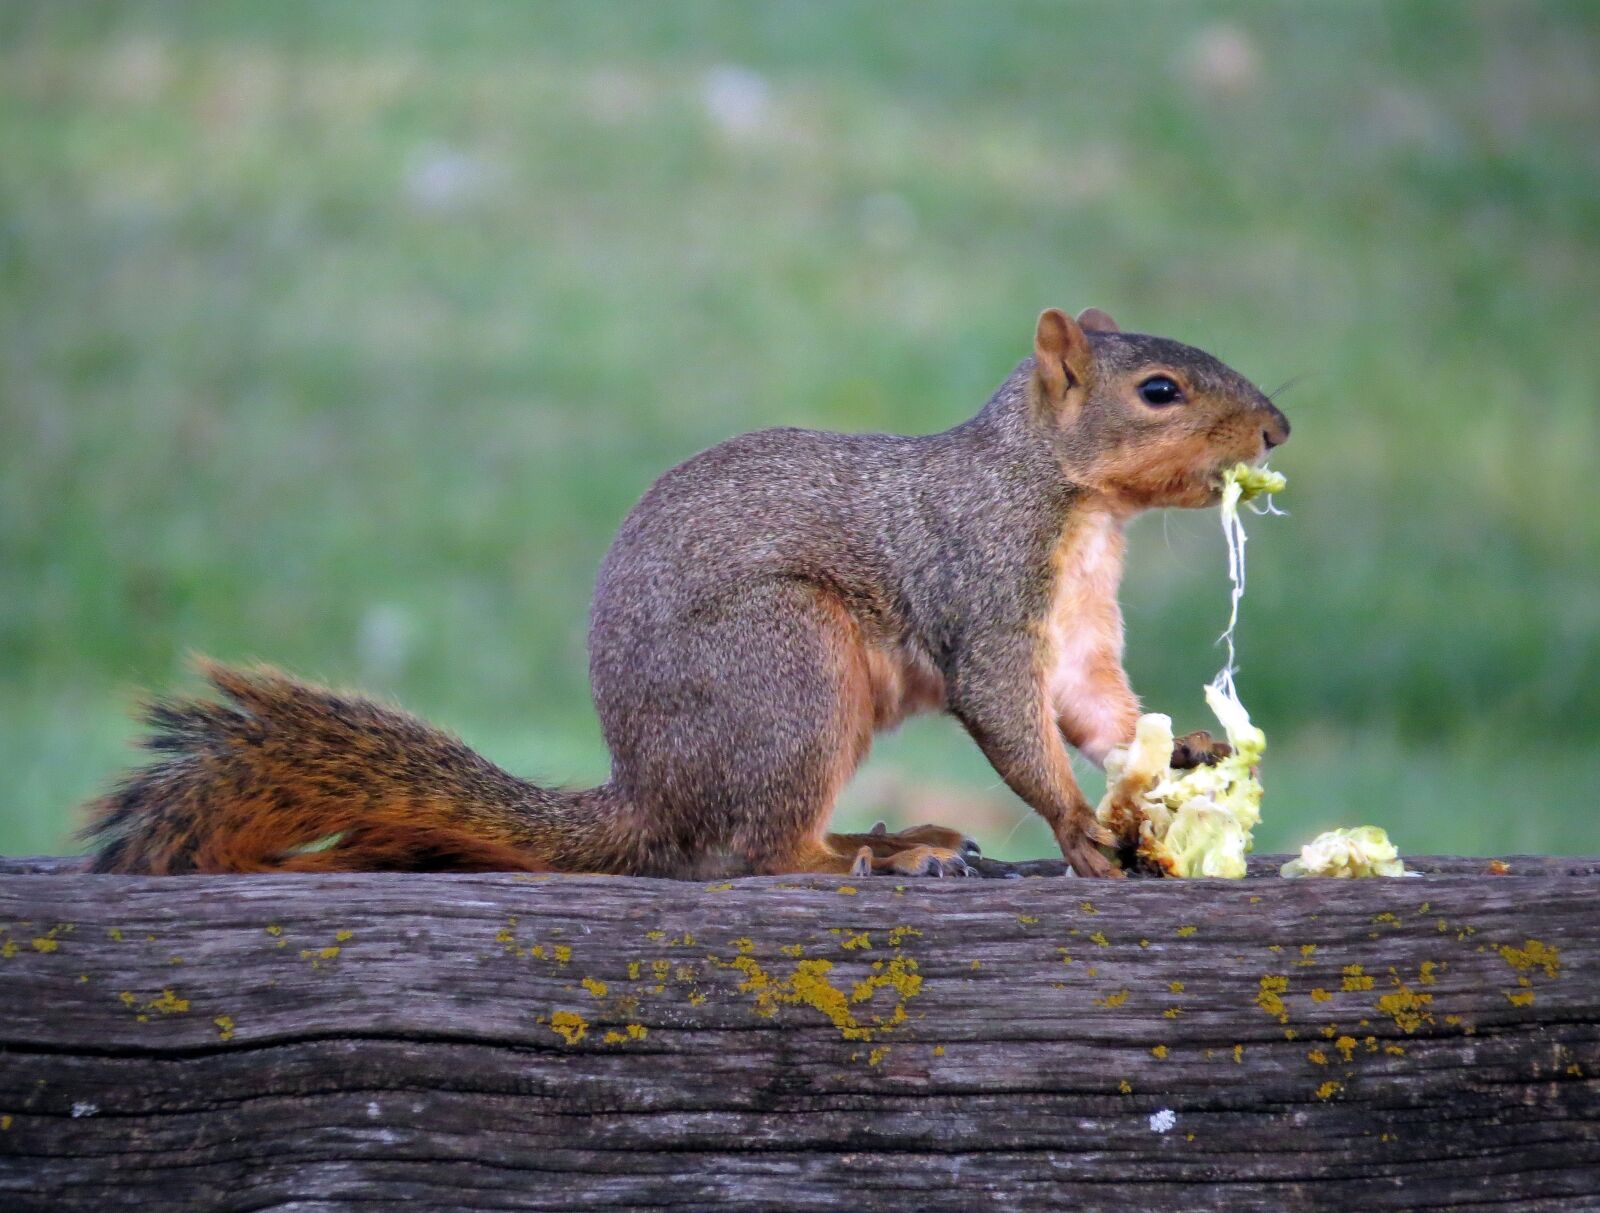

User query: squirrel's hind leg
[605,579,876,877]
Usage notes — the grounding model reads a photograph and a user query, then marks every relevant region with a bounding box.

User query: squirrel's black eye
[1137,375,1184,406]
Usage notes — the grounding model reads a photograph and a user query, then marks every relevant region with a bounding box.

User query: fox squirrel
[84,308,1288,880]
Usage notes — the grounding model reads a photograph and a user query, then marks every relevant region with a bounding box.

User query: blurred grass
[2,0,1597,859]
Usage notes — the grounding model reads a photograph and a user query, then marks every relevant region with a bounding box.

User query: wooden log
[1,856,1596,1211]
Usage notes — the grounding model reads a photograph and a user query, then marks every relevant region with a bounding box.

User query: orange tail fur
[83,661,595,874]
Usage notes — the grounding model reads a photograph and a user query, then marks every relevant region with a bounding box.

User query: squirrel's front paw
[1170,730,1233,770]
[1053,817,1123,878]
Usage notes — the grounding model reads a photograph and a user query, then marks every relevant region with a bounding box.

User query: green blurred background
[3,1,1597,860]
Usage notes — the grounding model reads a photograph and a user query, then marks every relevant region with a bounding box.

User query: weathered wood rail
[1,854,1596,1212]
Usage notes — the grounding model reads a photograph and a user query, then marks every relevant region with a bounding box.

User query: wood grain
[1,857,1595,1211]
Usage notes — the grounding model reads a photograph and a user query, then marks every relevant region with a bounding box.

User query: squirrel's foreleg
[946,633,1119,878]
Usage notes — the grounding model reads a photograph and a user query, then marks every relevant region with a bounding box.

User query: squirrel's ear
[1076,307,1121,334]
[1034,308,1094,406]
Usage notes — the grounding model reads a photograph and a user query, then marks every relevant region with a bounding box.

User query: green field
[2,1,1598,861]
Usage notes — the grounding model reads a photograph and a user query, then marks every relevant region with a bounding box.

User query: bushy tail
[83,661,617,875]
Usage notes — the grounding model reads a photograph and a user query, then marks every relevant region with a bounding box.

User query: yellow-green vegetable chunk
[1280,826,1414,878]
[1221,461,1287,508]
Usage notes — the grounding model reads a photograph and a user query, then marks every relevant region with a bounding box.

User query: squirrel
[83,307,1288,880]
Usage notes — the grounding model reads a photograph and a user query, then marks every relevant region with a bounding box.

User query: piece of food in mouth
[1221,461,1287,507]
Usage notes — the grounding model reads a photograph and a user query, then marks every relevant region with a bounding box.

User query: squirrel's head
[1029,307,1289,511]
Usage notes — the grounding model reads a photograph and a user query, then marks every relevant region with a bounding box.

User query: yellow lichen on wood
[214,1015,235,1041]
[1341,965,1374,992]
[1256,975,1289,1022]
[1315,1081,1342,1100]
[1094,989,1130,1009]
[145,989,189,1015]
[1498,939,1561,979]
[299,945,340,968]
[580,976,608,998]
[711,945,923,1043]
[548,1010,589,1044]
[1376,983,1434,1032]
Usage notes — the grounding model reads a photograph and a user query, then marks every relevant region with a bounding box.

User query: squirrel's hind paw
[850,843,975,878]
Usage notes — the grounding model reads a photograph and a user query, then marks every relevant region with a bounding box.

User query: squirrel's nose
[1261,403,1290,450]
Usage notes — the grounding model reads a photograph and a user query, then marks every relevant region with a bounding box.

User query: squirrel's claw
[1083,819,1118,849]
[873,844,975,878]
